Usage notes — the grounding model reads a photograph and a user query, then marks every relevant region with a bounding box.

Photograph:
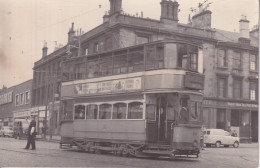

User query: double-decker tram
[59,40,205,158]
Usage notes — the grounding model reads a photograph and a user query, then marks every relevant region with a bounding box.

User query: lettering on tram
[60,40,204,159]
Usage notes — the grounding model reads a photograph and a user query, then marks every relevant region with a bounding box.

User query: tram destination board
[184,72,204,90]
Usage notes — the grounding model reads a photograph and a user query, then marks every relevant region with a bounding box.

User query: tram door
[146,94,174,144]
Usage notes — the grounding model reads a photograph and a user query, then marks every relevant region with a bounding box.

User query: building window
[20,93,24,105]
[233,78,242,99]
[217,77,227,98]
[250,81,257,100]
[250,54,257,71]
[233,51,241,69]
[128,102,143,119]
[99,104,112,119]
[136,35,149,45]
[94,43,99,53]
[25,91,30,104]
[218,49,227,67]
[112,103,127,119]
[15,95,19,106]
[85,48,89,55]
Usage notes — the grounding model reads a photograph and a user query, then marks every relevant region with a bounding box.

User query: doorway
[251,111,258,142]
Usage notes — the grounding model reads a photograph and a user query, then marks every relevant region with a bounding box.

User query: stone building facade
[31,0,258,141]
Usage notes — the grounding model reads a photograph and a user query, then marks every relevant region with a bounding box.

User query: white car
[204,129,239,148]
[0,126,14,138]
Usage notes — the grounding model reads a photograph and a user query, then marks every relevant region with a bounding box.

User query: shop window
[74,105,86,120]
[250,54,257,71]
[233,78,242,99]
[113,50,128,75]
[250,81,257,100]
[128,102,143,119]
[99,104,112,119]
[145,44,164,70]
[217,49,227,68]
[99,53,113,77]
[231,110,239,126]
[112,103,127,119]
[128,47,144,73]
[136,35,149,45]
[217,77,227,98]
[217,109,226,129]
[86,104,98,119]
[146,104,156,120]
[233,51,241,69]
[86,57,99,78]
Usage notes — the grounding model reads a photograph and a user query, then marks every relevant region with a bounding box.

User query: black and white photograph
[0,0,259,167]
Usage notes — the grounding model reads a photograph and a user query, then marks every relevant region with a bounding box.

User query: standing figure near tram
[24,116,37,150]
[179,98,189,123]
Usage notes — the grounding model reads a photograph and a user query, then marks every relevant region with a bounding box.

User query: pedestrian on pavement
[24,116,36,150]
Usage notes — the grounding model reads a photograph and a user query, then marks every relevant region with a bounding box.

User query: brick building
[32,0,258,141]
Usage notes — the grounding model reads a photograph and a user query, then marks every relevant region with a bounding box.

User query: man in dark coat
[24,116,36,150]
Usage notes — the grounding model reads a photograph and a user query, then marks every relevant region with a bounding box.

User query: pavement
[36,135,61,143]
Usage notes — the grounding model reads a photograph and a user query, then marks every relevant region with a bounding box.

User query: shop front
[203,98,258,143]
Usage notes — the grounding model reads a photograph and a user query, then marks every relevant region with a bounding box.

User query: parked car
[0,126,14,137]
[13,120,29,140]
[204,129,240,148]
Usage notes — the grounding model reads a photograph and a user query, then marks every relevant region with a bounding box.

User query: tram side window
[190,101,201,121]
[86,104,98,119]
[113,103,127,119]
[99,104,112,119]
[74,105,86,120]
[128,47,144,73]
[177,44,198,71]
[128,102,143,119]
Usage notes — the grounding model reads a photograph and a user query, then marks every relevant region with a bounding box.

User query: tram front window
[190,101,201,121]
[128,102,143,119]
[74,105,86,120]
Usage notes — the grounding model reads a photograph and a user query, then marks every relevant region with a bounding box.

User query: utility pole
[50,72,56,140]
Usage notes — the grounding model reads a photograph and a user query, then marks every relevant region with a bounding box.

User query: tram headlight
[192,140,198,147]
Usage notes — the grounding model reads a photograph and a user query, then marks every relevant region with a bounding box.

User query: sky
[0,0,259,88]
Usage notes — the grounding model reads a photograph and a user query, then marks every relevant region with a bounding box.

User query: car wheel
[206,144,211,147]
[233,141,239,148]
[215,141,221,148]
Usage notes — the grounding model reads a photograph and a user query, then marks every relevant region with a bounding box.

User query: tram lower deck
[60,92,203,158]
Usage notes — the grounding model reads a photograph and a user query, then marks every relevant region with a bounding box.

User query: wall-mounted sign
[184,72,204,90]
[227,102,258,108]
[73,77,142,95]
[0,92,13,105]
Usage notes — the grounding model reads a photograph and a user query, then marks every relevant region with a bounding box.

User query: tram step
[142,150,171,155]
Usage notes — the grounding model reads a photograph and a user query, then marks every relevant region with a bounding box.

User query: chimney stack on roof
[42,41,48,57]
[160,0,179,29]
[68,22,75,43]
[239,15,250,45]
[109,0,122,15]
